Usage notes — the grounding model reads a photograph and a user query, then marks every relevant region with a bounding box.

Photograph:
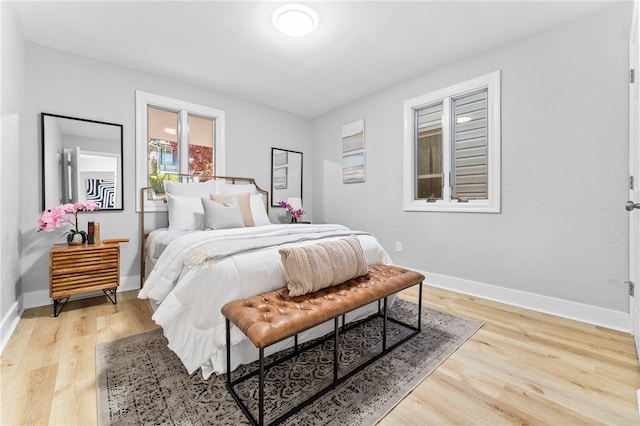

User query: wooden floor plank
[0,286,638,425]
[450,336,637,423]
[10,364,58,425]
[49,334,98,425]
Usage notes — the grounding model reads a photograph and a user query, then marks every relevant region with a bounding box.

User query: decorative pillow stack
[164,180,271,231]
[217,183,271,226]
[279,235,369,297]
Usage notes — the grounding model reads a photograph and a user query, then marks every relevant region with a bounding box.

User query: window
[403,71,501,212]
[135,91,226,212]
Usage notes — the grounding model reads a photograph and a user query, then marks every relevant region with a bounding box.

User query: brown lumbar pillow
[280,235,369,297]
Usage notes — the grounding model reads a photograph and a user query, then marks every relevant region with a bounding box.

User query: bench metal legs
[259,349,265,426]
[225,282,423,426]
[227,318,267,425]
[333,317,339,383]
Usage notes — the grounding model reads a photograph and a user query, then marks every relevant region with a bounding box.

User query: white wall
[311,3,632,317]
[21,43,312,302]
[0,1,25,350]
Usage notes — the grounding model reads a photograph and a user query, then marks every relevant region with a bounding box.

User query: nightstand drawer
[51,249,118,270]
[50,267,119,298]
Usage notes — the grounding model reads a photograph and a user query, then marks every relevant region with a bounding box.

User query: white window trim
[403,70,501,213]
[135,90,226,212]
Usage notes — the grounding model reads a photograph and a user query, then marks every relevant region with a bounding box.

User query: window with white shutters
[403,71,501,213]
[452,89,488,200]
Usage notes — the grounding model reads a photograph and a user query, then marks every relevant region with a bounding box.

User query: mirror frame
[271,147,303,208]
[41,113,124,211]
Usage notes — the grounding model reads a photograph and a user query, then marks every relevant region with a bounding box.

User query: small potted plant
[278,200,304,223]
[38,201,99,244]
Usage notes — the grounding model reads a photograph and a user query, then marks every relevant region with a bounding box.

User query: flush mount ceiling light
[273,4,318,37]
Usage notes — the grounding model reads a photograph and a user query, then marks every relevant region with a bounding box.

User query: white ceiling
[11,0,618,118]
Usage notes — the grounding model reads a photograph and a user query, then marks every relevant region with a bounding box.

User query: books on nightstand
[87,222,101,244]
[87,222,95,244]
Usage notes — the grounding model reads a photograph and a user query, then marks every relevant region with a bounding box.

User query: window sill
[403,200,500,213]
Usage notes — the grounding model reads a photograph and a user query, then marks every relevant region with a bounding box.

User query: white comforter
[138,223,392,378]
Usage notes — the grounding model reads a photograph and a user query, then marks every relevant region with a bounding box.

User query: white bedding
[138,223,393,378]
[145,228,196,261]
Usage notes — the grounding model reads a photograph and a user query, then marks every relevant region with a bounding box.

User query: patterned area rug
[96,299,481,425]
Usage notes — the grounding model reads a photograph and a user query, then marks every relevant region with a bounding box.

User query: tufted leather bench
[222,264,425,426]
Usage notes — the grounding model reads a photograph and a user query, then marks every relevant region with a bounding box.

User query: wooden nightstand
[49,240,127,316]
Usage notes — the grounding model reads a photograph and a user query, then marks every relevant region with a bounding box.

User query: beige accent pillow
[210,193,254,227]
[280,235,369,297]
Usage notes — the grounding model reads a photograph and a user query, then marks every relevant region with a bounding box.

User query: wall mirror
[271,147,303,207]
[41,113,124,210]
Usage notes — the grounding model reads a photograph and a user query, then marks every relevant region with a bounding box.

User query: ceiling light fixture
[273,4,318,37]
[164,128,176,135]
[456,116,472,124]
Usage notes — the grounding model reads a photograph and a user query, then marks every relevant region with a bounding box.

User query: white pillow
[164,180,217,197]
[216,182,257,196]
[250,194,271,226]
[166,194,205,231]
[201,198,245,230]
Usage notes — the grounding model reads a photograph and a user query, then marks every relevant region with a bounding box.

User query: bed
[138,175,393,379]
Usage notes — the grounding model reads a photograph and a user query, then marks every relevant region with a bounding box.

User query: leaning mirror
[41,113,124,210]
[271,147,303,207]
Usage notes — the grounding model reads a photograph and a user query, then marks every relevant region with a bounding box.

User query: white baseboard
[410,268,630,333]
[23,275,141,310]
[0,296,24,355]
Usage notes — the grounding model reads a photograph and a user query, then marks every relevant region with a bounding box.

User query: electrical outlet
[395,241,402,253]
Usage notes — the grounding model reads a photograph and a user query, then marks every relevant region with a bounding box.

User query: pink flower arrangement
[279,200,304,222]
[38,201,99,242]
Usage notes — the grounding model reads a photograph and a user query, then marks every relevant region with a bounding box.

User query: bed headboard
[139,174,269,287]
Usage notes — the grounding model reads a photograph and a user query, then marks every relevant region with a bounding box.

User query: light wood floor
[1,286,639,425]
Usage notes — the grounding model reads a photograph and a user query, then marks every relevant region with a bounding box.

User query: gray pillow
[201,197,245,230]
